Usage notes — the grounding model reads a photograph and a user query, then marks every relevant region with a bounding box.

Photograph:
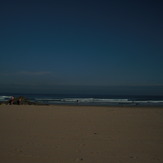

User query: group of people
[9,96,22,105]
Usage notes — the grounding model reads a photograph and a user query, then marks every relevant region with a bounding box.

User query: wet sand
[0,105,163,163]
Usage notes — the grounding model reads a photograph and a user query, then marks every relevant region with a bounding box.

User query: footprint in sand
[75,157,84,162]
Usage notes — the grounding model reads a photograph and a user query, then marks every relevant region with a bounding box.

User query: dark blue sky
[0,0,163,95]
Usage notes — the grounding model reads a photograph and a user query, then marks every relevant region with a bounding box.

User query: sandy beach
[0,105,163,163]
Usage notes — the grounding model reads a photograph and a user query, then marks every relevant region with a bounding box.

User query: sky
[0,0,163,95]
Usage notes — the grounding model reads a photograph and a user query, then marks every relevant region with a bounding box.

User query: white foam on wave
[94,98,130,103]
[63,98,94,102]
[135,100,163,103]
[0,96,11,101]
[20,96,163,105]
[35,98,61,101]
[61,98,132,104]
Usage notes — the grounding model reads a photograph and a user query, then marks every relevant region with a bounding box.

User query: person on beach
[17,97,22,105]
[9,96,14,105]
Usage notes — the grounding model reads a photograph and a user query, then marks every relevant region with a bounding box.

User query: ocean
[0,93,163,106]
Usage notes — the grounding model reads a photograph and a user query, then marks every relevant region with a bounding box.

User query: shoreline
[1,102,163,108]
[1,94,163,107]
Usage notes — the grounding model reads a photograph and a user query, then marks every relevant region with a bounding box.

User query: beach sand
[0,105,163,163]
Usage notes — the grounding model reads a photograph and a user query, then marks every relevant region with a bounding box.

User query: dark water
[1,93,163,106]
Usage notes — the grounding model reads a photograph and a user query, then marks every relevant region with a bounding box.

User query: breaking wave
[1,94,163,106]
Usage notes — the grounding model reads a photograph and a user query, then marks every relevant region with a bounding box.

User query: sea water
[0,93,163,106]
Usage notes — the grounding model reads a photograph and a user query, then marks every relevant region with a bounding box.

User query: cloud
[19,71,51,76]
[0,71,51,76]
